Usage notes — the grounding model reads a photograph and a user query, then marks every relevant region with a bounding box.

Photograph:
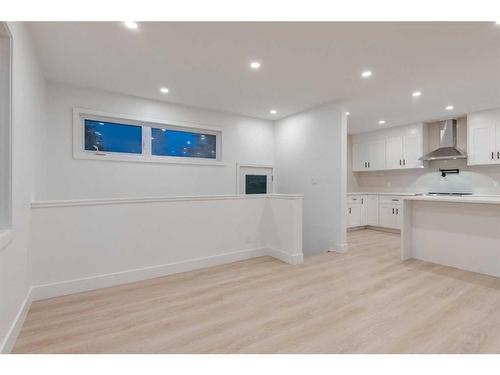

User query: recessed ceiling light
[378,120,386,125]
[445,105,454,110]
[361,70,372,78]
[346,112,350,116]
[250,61,261,70]
[412,91,422,97]
[124,21,138,30]
[269,109,277,115]
[160,87,169,94]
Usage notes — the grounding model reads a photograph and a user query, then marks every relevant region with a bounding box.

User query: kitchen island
[401,195,500,277]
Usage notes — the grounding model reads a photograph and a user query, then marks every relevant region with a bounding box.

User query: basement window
[84,120,142,154]
[74,108,223,165]
[151,128,217,159]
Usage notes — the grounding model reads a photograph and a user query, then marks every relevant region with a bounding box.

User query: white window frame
[236,163,276,195]
[73,108,224,166]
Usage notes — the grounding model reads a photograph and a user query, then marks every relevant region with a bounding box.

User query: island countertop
[346,192,417,196]
[402,195,500,205]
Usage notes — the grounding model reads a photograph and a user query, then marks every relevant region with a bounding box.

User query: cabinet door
[402,134,422,168]
[347,205,362,227]
[386,136,403,169]
[366,195,379,226]
[360,195,367,225]
[495,122,500,162]
[469,124,495,165]
[352,142,368,171]
[368,140,386,170]
[378,204,397,229]
[394,205,402,229]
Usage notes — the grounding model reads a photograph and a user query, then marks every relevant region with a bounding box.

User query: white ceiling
[28,22,500,133]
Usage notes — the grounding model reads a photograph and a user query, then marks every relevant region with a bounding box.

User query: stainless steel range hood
[419,119,467,161]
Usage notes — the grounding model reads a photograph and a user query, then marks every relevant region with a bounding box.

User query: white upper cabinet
[468,109,500,166]
[352,123,425,172]
[352,139,386,171]
[352,142,369,171]
[386,136,403,169]
[369,140,386,170]
[402,134,421,168]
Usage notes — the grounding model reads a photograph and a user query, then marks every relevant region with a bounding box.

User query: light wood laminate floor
[13,229,500,353]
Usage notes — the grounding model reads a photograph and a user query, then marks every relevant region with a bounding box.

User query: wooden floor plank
[12,229,500,353]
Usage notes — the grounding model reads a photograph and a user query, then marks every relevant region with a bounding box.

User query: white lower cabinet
[378,196,402,229]
[379,204,400,229]
[347,194,402,230]
[366,195,379,226]
[348,204,362,227]
[347,195,367,228]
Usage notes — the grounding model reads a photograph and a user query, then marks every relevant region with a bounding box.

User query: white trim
[72,107,224,166]
[0,23,12,232]
[331,242,349,253]
[266,247,303,265]
[30,246,302,302]
[31,194,303,209]
[236,163,276,194]
[0,288,32,354]
[0,229,12,251]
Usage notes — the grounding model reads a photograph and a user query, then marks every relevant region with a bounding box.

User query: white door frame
[236,163,276,194]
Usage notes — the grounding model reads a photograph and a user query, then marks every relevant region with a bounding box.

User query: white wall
[29,194,303,300]
[38,83,275,200]
[274,102,347,256]
[0,28,10,229]
[350,116,500,195]
[0,22,45,353]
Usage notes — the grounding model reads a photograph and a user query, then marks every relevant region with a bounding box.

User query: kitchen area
[347,106,500,277]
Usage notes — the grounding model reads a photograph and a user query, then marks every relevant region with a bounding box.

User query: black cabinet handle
[396,208,399,215]
[403,159,406,165]
[497,152,499,159]
[392,208,394,214]
[361,198,364,204]
[349,207,351,214]
[399,159,401,166]
[364,162,367,168]
[492,152,494,159]
[368,162,370,168]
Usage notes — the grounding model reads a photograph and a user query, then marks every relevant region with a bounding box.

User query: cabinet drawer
[379,195,403,205]
[347,195,365,204]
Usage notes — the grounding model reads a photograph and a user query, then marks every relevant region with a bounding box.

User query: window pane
[151,128,217,159]
[84,119,142,154]
[245,175,267,194]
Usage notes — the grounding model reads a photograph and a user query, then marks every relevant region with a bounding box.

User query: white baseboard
[30,246,301,302]
[332,242,349,253]
[31,247,265,301]
[0,288,33,354]
[266,247,304,265]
